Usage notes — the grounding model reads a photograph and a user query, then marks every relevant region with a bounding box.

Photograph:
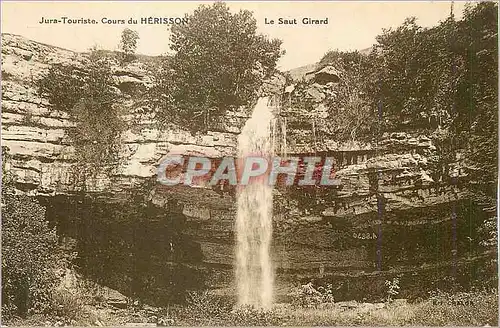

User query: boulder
[305,65,341,84]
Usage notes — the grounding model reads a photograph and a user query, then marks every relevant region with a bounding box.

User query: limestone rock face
[272,63,495,302]
[1,34,495,304]
[2,33,243,196]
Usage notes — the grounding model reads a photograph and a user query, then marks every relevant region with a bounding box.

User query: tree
[38,49,125,180]
[452,2,498,187]
[1,152,63,318]
[309,2,497,189]
[370,17,425,124]
[2,195,61,318]
[367,3,498,187]
[164,2,284,132]
[119,28,140,64]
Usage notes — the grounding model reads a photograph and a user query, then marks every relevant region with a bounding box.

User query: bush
[288,282,335,308]
[51,289,85,322]
[1,194,63,318]
[186,291,232,319]
[38,50,117,114]
[384,277,401,302]
[229,305,284,326]
[182,290,284,326]
[37,62,86,113]
[413,289,499,326]
[38,49,125,178]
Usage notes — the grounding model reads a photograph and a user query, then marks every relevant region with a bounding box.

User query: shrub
[229,305,284,326]
[384,277,401,303]
[184,290,232,323]
[1,194,63,318]
[413,289,499,326]
[37,61,86,113]
[182,290,284,326]
[38,49,125,179]
[288,282,335,308]
[51,289,85,321]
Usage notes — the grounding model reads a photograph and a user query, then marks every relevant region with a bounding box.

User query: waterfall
[235,97,276,308]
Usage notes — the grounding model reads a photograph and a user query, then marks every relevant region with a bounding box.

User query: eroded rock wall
[1,34,496,303]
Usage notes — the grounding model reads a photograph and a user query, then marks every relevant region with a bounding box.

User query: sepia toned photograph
[1,1,498,326]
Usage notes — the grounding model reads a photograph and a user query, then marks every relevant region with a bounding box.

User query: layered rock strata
[1,34,496,304]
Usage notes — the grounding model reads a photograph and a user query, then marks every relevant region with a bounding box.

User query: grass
[5,287,498,326]
[273,292,498,326]
[169,289,498,326]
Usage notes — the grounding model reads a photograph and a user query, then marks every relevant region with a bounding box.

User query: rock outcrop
[1,33,496,304]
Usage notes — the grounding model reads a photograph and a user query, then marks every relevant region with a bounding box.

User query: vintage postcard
[1,1,498,326]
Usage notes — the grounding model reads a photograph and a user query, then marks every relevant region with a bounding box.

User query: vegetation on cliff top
[295,2,497,187]
[374,2,497,188]
[37,2,284,172]
[148,2,284,132]
[118,28,140,65]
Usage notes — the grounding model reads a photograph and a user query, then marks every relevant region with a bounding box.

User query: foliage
[50,289,86,322]
[229,305,284,326]
[184,290,232,321]
[38,49,117,111]
[172,288,498,326]
[290,50,377,142]
[288,282,335,308]
[319,49,368,72]
[142,57,177,128]
[37,62,86,112]
[152,2,283,132]
[280,289,498,326]
[119,28,140,64]
[2,152,72,321]
[367,3,498,186]
[182,290,285,326]
[428,289,480,307]
[305,2,497,189]
[384,277,401,302]
[45,275,112,325]
[413,289,499,326]
[38,49,125,179]
[1,193,62,318]
[325,85,376,142]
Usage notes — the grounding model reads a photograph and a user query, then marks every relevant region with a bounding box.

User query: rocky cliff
[1,33,496,304]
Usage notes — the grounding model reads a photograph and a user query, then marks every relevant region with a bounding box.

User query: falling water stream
[235,97,276,308]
